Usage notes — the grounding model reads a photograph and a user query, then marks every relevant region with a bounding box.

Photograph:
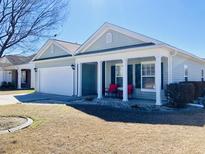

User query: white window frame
[141,61,156,92]
[115,64,123,87]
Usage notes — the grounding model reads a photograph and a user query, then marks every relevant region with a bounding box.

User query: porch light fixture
[34,68,38,72]
[70,64,75,70]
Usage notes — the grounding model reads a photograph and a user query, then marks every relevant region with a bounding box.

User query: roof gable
[39,44,69,59]
[85,29,145,52]
[76,22,161,54]
[34,40,80,61]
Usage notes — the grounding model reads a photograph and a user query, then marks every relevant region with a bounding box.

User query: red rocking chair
[105,84,118,97]
[128,84,134,98]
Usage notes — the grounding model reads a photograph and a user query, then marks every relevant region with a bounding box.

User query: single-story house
[0,55,35,89]
[33,23,205,105]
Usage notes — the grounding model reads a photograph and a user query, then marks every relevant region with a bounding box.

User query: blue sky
[56,0,205,57]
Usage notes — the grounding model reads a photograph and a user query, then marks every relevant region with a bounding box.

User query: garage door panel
[39,67,73,96]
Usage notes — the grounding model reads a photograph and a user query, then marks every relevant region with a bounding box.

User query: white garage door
[39,66,73,96]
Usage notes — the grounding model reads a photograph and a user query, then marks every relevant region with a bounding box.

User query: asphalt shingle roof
[53,39,81,53]
[0,54,35,67]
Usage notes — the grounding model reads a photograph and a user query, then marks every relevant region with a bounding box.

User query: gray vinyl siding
[35,58,75,68]
[39,44,70,59]
[85,30,144,52]
[105,57,168,101]
[172,54,205,82]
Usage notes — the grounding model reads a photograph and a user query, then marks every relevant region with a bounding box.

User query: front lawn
[0,89,35,95]
[0,104,205,153]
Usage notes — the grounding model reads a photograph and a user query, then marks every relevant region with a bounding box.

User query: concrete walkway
[0,94,21,105]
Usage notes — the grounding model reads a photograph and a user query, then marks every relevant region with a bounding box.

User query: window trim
[141,61,156,92]
[115,64,123,86]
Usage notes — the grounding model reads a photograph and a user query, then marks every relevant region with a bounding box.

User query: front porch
[76,49,172,106]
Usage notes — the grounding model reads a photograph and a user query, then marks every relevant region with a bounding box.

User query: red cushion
[128,84,133,94]
[109,84,118,93]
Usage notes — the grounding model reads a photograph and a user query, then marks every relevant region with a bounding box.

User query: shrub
[7,82,16,89]
[181,81,205,99]
[1,81,8,88]
[165,83,195,108]
[0,81,16,90]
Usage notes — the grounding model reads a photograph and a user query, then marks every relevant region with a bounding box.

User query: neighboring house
[0,55,35,89]
[33,23,205,105]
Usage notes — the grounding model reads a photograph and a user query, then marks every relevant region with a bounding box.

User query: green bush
[1,81,8,88]
[0,81,16,90]
[7,82,16,89]
[181,81,205,99]
[165,83,195,108]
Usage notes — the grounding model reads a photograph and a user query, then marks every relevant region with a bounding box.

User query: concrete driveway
[15,92,80,104]
[0,92,80,105]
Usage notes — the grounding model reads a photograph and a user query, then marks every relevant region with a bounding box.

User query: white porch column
[77,63,82,97]
[97,61,103,99]
[74,64,78,96]
[168,56,173,84]
[17,69,21,89]
[34,68,40,92]
[71,66,75,96]
[31,68,35,89]
[123,58,128,102]
[155,55,162,105]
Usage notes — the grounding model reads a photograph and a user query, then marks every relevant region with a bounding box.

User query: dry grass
[0,90,35,95]
[0,104,205,154]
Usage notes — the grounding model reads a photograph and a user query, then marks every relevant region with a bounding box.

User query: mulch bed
[0,116,27,131]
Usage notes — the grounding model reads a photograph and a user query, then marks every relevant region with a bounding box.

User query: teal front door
[82,63,97,96]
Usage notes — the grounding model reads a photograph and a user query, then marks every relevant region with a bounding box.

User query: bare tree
[0,0,69,57]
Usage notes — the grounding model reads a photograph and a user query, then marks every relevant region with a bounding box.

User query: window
[202,69,204,81]
[184,65,188,81]
[141,62,155,90]
[106,32,113,44]
[115,64,123,87]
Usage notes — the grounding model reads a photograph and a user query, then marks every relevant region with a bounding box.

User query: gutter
[33,55,72,62]
[162,44,205,64]
[74,44,161,58]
